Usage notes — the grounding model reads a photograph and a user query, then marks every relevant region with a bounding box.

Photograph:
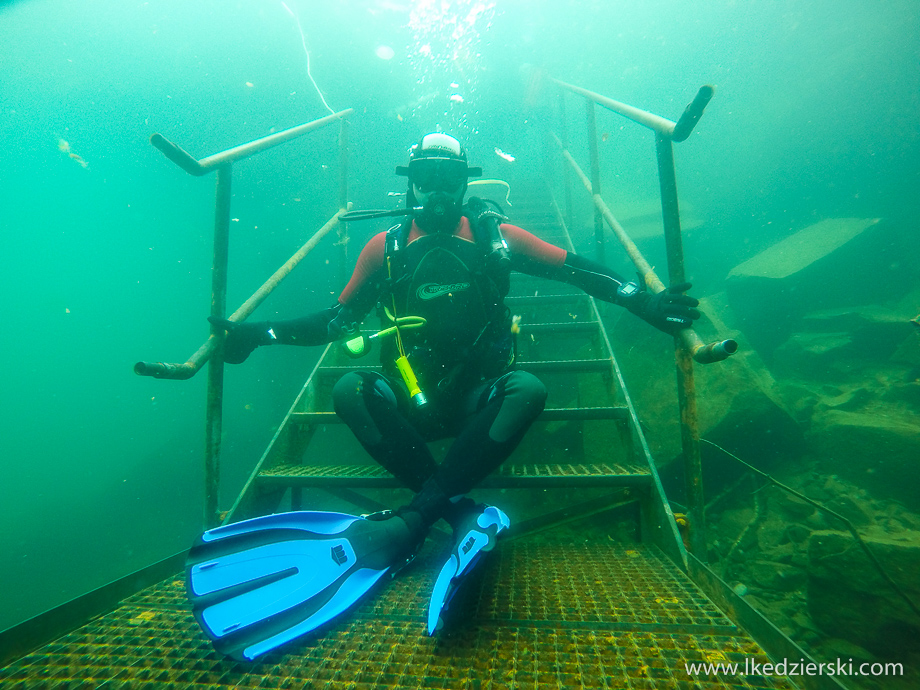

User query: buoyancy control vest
[380,199,513,395]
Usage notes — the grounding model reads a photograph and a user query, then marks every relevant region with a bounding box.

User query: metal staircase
[225,179,654,524]
[0,80,832,684]
[0,180,823,690]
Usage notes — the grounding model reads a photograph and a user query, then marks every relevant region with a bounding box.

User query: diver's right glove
[620,281,701,335]
[207,316,276,364]
[326,305,360,340]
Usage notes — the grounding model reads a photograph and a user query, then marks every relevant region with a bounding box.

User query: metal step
[519,321,600,333]
[354,320,600,337]
[315,358,612,381]
[257,461,651,489]
[517,358,612,373]
[505,293,591,304]
[289,405,628,426]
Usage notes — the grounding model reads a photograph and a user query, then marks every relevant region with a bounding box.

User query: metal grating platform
[1,534,793,689]
[258,462,652,488]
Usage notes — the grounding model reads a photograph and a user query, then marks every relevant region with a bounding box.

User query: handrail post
[559,92,574,233]
[204,163,232,529]
[585,100,604,263]
[548,78,723,557]
[656,133,706,557]
[141,111,353,529]
[338,118,350,280]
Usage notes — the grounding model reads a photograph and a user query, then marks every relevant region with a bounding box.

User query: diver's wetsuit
[265,215,639,530]
[331,217,565,504]
[333,217,566,496]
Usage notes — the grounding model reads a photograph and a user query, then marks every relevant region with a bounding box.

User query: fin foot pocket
[426,504,510,635]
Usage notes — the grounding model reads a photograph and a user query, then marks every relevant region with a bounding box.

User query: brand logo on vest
[417,282,470,300]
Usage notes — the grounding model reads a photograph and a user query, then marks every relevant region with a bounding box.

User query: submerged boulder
[725,218,916,357]
[772,306,917,382]
[807,529,920,658]
[807,408,920,511]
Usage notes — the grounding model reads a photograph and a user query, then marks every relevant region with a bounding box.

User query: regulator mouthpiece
[342,334,371,358]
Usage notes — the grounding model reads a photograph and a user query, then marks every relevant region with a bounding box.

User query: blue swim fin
[186,510,415,661]
[427,505,510,635]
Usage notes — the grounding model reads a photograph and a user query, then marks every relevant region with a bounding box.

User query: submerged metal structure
[0,81,843,689]
[134,109,353,528]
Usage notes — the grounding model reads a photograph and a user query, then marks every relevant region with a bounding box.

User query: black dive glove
[326,306,359,340]
[620,281,701,335]
[208,316,276,364]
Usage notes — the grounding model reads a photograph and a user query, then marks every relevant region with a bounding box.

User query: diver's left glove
[619,281,701,335]
[208,316,277,364]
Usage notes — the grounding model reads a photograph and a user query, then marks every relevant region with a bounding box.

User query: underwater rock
[785,524,811,544]
[817,386,874,412]
[801,306,915,345]
[698,389,805,495]
[881,381,920,412]
[805,511,829,530]
[807,529,920,658]
[750,559,806,592]
[825,495,874,528]
[772,332,854,382]
[807,408,920,510]
[725,217,916,357]
[625,289,810,489]
[718,507,757,535]
[770,491,816,520]
[772,306,917,382]
[590,194,704,242]
[813,638,877,666]
[756,516,793,553]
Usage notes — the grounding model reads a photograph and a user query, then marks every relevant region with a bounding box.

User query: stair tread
[291,406,627,423]
[504,293,591,301]
[319,358,609,368]
[257,461,652,487]
[263,461,648,477]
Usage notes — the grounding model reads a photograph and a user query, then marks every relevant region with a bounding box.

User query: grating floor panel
[260,462,651,487]
[1,536,794,689]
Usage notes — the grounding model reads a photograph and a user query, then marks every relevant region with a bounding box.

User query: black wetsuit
[332,215,566,500]
[264,213,639,528]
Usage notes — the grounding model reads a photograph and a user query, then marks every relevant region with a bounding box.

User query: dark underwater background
[2,0,918,679]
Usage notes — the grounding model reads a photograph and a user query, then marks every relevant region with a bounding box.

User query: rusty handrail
[134,206,349,379]
[552,79,713,142]
[141,110,353,529]
[550,78,722,560]
[552,134,737,364]
[149,109,353,176]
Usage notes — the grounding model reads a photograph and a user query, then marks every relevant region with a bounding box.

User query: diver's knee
[509,370,548,410]
[332,371,365,415]
[333,370,398,418]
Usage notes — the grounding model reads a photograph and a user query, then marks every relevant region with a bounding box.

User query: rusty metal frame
[548,79,734,558]
[135,109,353,528]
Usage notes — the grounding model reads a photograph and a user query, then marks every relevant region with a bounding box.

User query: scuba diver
[187,132,701,661]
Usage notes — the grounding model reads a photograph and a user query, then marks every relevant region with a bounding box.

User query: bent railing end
[150,133,208,176]
[134,360,200,380]
[689,337,738,364]
[671,85,715,142]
